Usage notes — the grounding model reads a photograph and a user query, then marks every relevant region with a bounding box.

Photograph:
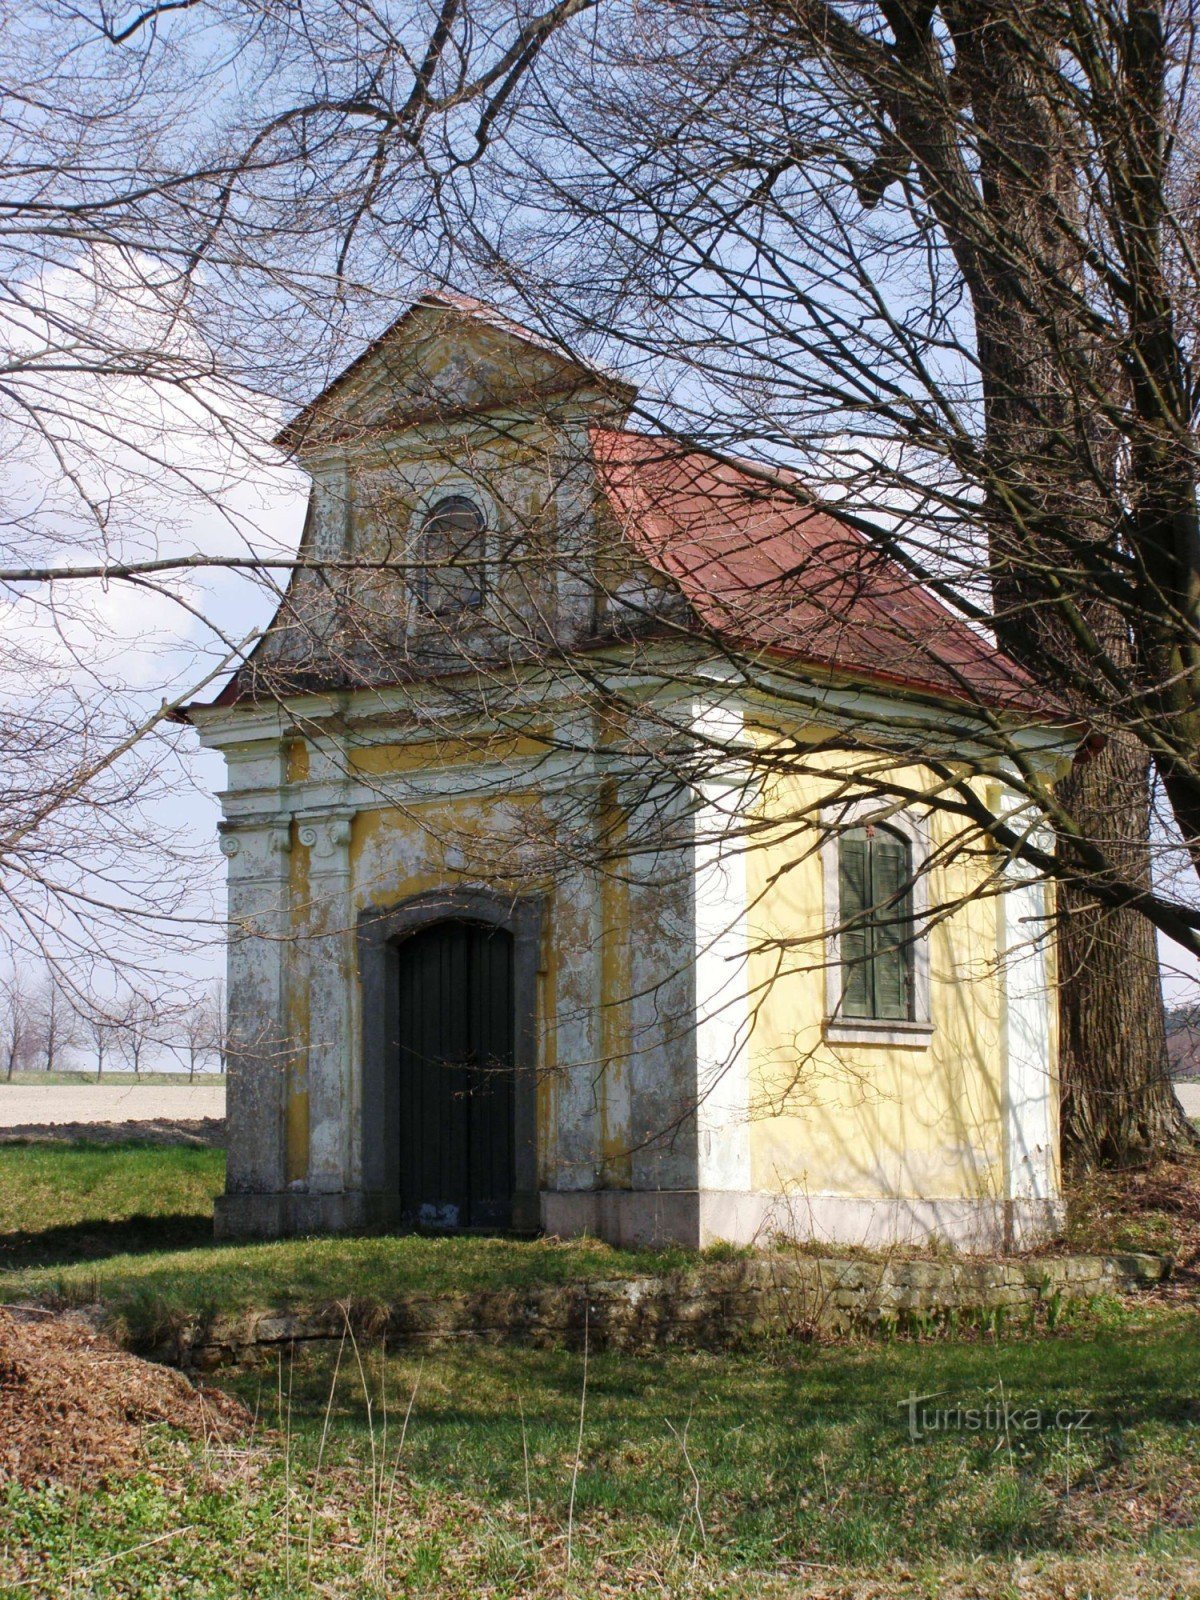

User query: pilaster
[996,802,1060,1245]
[296,810,357,1195]
[689,701,754,1195]
[618,774,701,1193]
[218,815,293,1202]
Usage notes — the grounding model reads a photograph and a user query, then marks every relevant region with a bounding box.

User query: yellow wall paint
[350,732,550,777]
[286,739,310,785]
[745,763,1010,1205]
[277,722,1044,1210]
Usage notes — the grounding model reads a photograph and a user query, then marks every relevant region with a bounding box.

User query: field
[2,1140,1199,1598]
[1,1071,227,1087]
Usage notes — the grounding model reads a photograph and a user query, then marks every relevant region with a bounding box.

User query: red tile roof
[591,427,1051,714]
[189,405,1061,723]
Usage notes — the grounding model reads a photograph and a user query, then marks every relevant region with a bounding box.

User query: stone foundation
[167,1250,1168,1369]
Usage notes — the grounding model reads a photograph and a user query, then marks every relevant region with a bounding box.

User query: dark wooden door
[395,921,515,1229]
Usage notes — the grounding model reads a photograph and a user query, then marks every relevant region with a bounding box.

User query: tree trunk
[1056,733,1194,1163]
[897,4,1186,1168]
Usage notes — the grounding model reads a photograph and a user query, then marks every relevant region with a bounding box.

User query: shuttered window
[838,824,914,1021]
[413,495,486,615]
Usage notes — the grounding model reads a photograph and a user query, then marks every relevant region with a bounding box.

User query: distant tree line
[0,970,226,1082]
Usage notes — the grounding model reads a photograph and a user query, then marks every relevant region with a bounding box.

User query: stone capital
[218,817,292,872]
[296,810,355,863]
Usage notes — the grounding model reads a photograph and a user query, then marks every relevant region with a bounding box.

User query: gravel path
[1176,1082,1200,1120]
[0,1084,225,1128]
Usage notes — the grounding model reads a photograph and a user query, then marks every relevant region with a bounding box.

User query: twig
[666,1407,707,1546]
[566,1301,589,1571]
[519,1392,533,1544]
[306,1323,348,1583]
[381,1358,424,1587]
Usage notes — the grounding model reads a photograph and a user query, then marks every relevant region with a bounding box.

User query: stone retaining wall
[170,1251,1169,1368]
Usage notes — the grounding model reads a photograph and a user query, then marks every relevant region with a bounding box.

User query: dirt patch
[1065,1152,1200,1287]
[0,1306,247,1486]
[0,1116,224,1147]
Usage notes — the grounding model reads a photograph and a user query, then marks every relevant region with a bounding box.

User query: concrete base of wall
[214,1191,370,1239]
[540,1188,1066,1254]
[214,1187,541,1239]
[215,1184,1062,1254]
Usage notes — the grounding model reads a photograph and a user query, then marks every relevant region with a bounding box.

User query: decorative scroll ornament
[218,820,292,860]
[298,814,354,858]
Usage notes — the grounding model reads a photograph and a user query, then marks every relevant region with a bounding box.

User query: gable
[278,291,634,453]
[189,300,1062,724]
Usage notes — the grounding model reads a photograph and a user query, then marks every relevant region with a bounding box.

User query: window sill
[823,1019,934,1049]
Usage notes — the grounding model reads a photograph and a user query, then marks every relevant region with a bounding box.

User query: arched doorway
[395,919,515,1229]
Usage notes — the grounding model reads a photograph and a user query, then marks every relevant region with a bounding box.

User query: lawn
[3,1140,1200,1597]
[0,1141,702,1345]
[3,1311,1200,1596]
[0,1140,226,1271]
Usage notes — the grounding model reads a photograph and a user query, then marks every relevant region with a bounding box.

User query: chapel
[186,291,1069,1250]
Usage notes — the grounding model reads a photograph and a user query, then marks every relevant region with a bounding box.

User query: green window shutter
[839,830,872,1018]
[870,828,913,1021]
[838,825,915,1022]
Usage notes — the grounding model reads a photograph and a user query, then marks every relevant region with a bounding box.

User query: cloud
[0,247,309,993]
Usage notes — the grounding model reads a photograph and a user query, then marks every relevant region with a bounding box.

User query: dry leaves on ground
[0,1306,247,1487]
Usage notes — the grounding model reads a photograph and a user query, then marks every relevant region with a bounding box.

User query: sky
[0,251,309,1005]
[4,252,1197,1023]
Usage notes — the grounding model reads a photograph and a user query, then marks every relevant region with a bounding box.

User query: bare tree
[0,0,591,995]
[210,979,228,1077]
[30,970,79,1074]
[0,970,39,1081]
[75,1003,120,1083]
[178,984,225,1081]
[113,993,160,1079]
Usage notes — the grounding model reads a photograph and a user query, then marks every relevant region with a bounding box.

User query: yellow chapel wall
[272,720,1046,1214]
[743,763,1013,1211]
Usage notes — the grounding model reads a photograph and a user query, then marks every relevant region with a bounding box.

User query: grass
[1,1070,226,1087]
[2,1141,1200,1594]
[0,1141,226,1271]
[3,1311,1199,1596]
[0,1140,1190,1355]
[254,1312,1200,1569]
[3,1228,716,1347]
[0,1140,708,1341]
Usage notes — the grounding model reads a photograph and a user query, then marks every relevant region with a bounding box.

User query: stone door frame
[357,888,543,1231]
